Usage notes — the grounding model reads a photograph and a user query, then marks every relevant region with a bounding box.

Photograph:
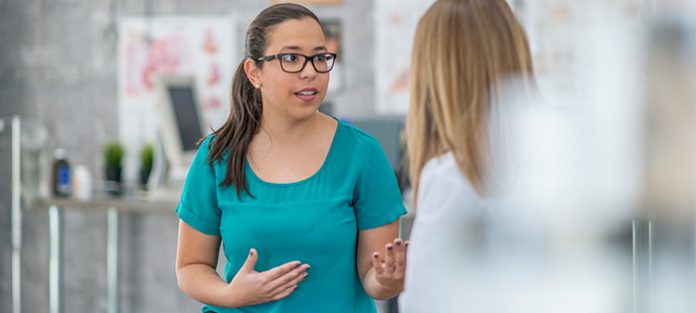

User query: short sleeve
[353,139,407,230]
[176,136,221,236]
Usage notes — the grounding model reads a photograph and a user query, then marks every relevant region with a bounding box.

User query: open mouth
[294,88,320,103]
[294,89,319,96]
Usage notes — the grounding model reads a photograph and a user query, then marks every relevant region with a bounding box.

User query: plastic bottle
[52,149,71,197]
[73,165,92,200]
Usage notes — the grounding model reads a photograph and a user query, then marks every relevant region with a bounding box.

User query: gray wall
[0,0,376,312]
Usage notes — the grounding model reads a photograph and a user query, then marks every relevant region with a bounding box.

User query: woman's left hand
[371,238,408,293]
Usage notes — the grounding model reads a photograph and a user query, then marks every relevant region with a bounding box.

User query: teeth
[298,91,316,96]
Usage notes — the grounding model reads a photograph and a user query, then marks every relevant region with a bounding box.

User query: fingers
[263,260,303,280]
[268,266,309,295]
[241,248,258,273]
[265,263,310,292]
[373,238,408,278]
[270,284,298,301]
[384,243,395,271]
[372,252,384,275]
[394,239,405,274]
[403,240,409,269]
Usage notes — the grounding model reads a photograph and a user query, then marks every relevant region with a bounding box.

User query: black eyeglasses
[256,53,337,73]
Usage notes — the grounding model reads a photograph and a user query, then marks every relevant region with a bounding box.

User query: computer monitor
[344,115,408,190]
[155,75,208,181]
[345,116,405,170]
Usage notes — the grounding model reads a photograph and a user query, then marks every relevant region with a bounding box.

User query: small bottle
[52,149,72,197]
[73,165,92,200]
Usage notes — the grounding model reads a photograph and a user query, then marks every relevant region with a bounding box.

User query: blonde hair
[407,0,534,203]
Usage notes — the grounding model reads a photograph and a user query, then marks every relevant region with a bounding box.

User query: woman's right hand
[224,248,310,307]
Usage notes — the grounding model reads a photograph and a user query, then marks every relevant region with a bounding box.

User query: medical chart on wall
[118,17,235,177]
[374,0,435,114]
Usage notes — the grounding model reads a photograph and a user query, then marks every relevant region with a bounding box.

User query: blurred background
[0,0,694,312]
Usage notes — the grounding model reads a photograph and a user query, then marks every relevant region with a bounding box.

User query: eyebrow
[279,46,328,53]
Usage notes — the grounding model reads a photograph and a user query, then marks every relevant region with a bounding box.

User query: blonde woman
[400,0,534,311]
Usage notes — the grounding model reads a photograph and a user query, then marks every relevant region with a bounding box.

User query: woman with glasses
[174,3,407,313]
[400,0,535,312]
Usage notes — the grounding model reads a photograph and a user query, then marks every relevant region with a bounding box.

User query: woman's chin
[289,102,323,120]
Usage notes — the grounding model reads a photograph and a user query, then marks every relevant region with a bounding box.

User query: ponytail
[208,60,262,197]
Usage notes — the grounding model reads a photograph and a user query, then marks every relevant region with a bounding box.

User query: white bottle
[73,165,93,200]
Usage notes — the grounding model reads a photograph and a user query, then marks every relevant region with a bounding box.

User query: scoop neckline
[245,118,342,187]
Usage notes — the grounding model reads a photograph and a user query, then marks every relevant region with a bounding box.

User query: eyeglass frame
[254,53,338,74]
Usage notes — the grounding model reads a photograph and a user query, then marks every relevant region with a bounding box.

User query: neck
[259,109,322,145]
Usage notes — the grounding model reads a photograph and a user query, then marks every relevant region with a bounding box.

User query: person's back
[400,152,483,312]
[399,0,534,311]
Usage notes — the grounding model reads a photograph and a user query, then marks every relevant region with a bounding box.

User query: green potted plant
[103,140,125,195]
[139,143,154,189]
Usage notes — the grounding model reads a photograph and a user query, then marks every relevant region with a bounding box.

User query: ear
[244,58,263,89]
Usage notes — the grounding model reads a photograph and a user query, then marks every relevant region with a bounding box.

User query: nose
[299,59,318,80]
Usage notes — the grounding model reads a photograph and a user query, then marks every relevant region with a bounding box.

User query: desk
[25,193,414,313]
[25,194,180,313]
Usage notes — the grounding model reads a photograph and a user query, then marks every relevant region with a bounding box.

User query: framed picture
[269,0,342,5]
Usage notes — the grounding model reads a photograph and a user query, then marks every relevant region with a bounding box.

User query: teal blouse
[176,119,407,313]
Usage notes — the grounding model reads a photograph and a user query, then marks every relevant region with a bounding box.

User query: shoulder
[417,153,482,212]
[192,134,214,158]
[420,153,460,183]
[191,134,220,167]
[420,153,476,192]
[337,119,382,153]
[199,134,215,151]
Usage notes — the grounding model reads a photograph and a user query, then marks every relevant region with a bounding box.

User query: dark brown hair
[207,3,321,197]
